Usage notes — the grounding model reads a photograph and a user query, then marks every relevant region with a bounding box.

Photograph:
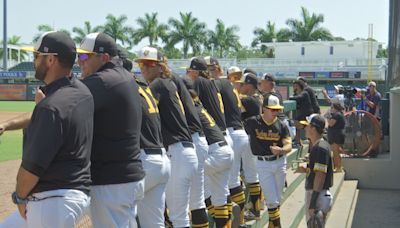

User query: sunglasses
[33,52,58,60]
[138,60,158,68]
[267,108,280,112]
[78,53,101,61]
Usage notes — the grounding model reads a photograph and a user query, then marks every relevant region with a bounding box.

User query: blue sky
[2,0,389,50]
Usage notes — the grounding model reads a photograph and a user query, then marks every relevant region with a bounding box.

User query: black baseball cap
[263,94,284,110]
[263,73,276,82]
[77,32,118,56]
[242,73,259,88]
[23,31,76,60]
[243,68,257,75]
[188,57,208,71]
[204,56,219,66]
[300,114,326,130]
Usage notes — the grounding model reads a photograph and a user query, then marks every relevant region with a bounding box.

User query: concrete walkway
[350,189,400,228]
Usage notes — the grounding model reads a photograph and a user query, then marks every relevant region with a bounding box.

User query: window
[301,47,305,56]
[330,46,334,55]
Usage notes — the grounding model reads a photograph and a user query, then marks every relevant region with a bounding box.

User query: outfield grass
[0,101,35,112]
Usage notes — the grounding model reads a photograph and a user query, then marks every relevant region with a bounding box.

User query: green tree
[131,12,168,46]
[251,21,291,57]
[0,35,28,61]
[33,24,71,42]
[72,21,102,44]
[168,12,207,58]
[100,14,133,46]
[285,6,333,41]
[207,19,241,58]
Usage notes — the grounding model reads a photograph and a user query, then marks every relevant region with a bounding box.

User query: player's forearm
[312,171,326,192]
[16,166,39,198]
[2,112,32,131]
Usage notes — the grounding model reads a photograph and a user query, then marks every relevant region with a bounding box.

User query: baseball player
[244,94,292,228]
[136,46,198,228]
[171,73,209,228]
[134,76,171,228]
[0,31,93,228]
[208,58,261,226]
[297,114,333,226]
[185,87,234,228]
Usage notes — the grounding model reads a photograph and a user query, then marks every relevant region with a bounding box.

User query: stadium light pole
[2,0,7,71]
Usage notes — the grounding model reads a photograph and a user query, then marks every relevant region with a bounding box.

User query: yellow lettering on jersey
[176,92,185,115]
[255,129,280,141]
[217,92,224,113]
[233,88,242,108]
[201,108,216,127]
[138,87,159,114]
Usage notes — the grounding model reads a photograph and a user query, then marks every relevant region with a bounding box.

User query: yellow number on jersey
[233,88,242,109]
[138,87,159,114]
[176,92,185,115]
[217,92,225,113]
[201,108,216,127]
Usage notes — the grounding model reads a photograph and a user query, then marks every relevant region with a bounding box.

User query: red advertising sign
[0,84,27,100]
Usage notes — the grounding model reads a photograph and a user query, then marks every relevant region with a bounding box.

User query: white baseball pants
[190,132,208,211]
[305,189,332,221]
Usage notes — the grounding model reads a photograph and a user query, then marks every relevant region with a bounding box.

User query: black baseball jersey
[172,75,203,135]
[214,78,243,129]
[241,94,262,121]
[305,139,333,190]
[150,77,192,146]
[137,79,164,149]
[194,76,227,131]
[82,59,144,185]
[194,100,226,145]
[244,115,291,156]
[23,77,94,194]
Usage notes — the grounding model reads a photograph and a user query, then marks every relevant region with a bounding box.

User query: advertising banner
[0,71,27,78]
[0,84,27,100]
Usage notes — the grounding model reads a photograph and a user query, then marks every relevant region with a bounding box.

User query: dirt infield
[0,159,20,220]
[0,111,27,123]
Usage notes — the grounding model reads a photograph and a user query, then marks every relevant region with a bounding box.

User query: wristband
[309,191,319,209]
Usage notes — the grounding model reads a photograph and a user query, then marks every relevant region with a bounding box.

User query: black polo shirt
[137,79,164,149]
[194,100,226,145]
[172,75,203,135]
[149,77,192,147]
[194,76,227,131]
[305,139,333,190]
[289,90,313,121]
[82,59,145,185]
[241,94,262,121]
[214,78,243,129]
[305,86,321,114]
[22,77,94,194]
[244,115,291,156]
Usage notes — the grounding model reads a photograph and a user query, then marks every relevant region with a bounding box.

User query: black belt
[181,142,195,148]
[218,141,228,147]
[233,126,243,130]
[257,155,278,161]
[144,148,163,155]
[222,131,227,136]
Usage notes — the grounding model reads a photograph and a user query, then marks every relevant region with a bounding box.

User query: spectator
[327,103,346,172]
[364,81,381,119]
[298,77,321,114]
[289,80,313,145]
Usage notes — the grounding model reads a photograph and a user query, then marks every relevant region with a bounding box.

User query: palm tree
[207,19,241,58]
[252,21,292,47]
[168,12,207,58]
[285,6,333,41]
[0,35,28,61]
[72,21,102,44]
[33,24,71,42]
[100,14,133,46]
[131,12,168,46]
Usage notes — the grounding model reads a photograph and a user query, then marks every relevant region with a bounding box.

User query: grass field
[0,101,35,161]
[0,101,35,112]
